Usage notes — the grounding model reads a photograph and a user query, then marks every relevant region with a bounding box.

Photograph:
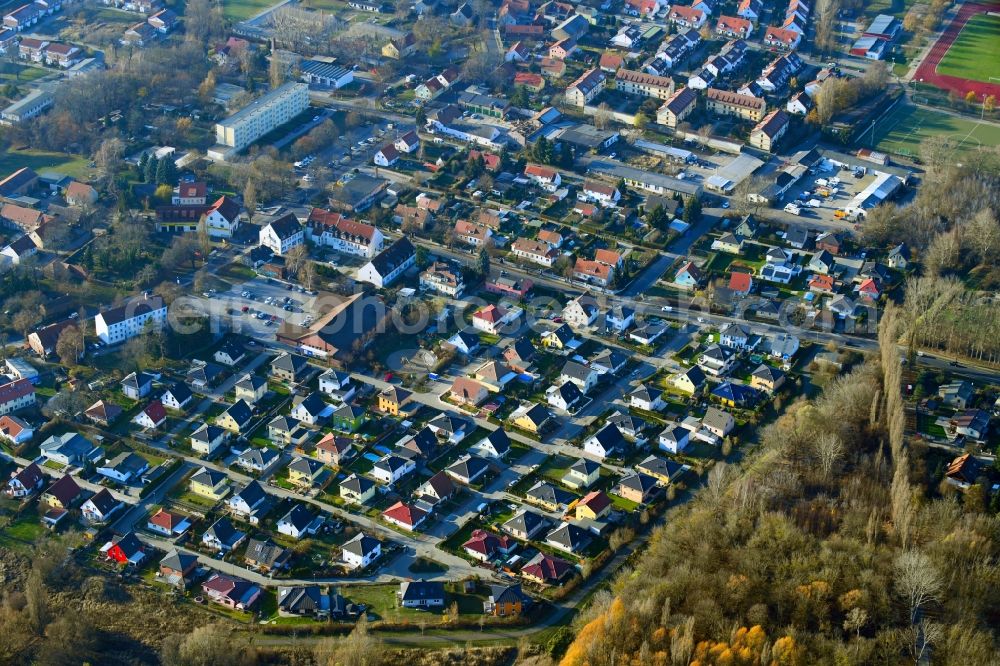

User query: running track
[913,2,1000,98]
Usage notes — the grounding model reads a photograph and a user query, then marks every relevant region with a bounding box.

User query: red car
[384,372,394,382]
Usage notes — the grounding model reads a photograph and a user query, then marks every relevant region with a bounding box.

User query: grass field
[937,14,1000,84]
[0,64,48,84]
[0,148,92,179]
[872,104,1000,157]
[222,0,280,20]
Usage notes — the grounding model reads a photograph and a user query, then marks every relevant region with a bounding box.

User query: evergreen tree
[137,152,149,180]
[144,156,158,183]
[477,247,490,277]
[682,195,702,224]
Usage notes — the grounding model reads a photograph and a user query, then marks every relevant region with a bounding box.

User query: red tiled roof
[594,248,622,265]
[729,271,752,292]
[150,508,185,531]
[474,304,506,323]
[579,490,612,514]
[524,163,557,180]
[0,378,33,406]
[142,399,166,424]
[382,500,426,526]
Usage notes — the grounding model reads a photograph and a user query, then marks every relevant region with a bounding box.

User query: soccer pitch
[872,104,1000,157]
[936,13,1000,84]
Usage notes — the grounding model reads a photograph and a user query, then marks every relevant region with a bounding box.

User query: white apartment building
[204,195,242,238]
[214,82,309,152]
[95,294,167,345]
[305,209,383,258]
[259,213,304,256]
[356,237,416,288]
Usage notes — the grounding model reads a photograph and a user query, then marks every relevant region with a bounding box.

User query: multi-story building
[420,261,465,296]
[95,294,167,344]
[656,86,697,127]
[0,378,34,416]
[0,89,53,125]
[305,208,383,257]
[750,109,790,152]
[213,82,309,155]
[565,68,606,107]
[356,237,416,288]
[706,88,766,121]
[614,69,675,100]
[259,212,304,256]
[511,238,558,267]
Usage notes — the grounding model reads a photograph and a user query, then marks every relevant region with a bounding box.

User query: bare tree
[895,550,943,623]
[814,432,844,480]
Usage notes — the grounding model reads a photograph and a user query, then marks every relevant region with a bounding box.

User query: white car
[661,305,673,312]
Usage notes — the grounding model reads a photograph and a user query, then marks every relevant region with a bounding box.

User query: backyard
[0,148,93,179]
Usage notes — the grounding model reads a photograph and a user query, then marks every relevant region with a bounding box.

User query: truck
[807,199,822,208]
[784,203,802,215]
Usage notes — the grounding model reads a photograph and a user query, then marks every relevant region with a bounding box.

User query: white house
[341,532,381,570]
[203,196,242,238]
[258,213,304,256]
[276,504,323,540]
[658,423,690,453]
[356,237,416,288]
[374,144,399,167]
[95,294,167,345]
[371,454,416,485]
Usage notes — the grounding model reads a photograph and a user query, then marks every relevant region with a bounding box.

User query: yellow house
[541,325,574,350]
[339,473,376,504]
[216,400,253,434]
[378,386,412,416]
[575,490,611,521]
[287,457,325,488]
[189,467,230,500]
[510,403,551,434]
[750,364,785,393]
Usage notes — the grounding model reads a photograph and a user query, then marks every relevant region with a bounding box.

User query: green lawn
[872,104,1000,158]
[937,14,1000,83]
[0,149,92,179]
[0,64,48,83]
[222,0,281,21]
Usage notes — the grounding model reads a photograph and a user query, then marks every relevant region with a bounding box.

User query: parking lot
[778,161,881,228]
[201,275,323,339]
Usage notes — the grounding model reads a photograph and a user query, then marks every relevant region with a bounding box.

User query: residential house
[563,292,601,328]
[446,455,490,485]
[576,490,612,521]
[702,406,735,438]
[377,386,412,416]
[259,213,304,256]
[202,573,261,610]
[40,432,102,467]
[340,473,376,504]
[559,361,598,394]
[590,348,628,376]
[503,509,550,541]
[764,26,800,50]
[562,458,600,489]
[630,384,665,412]
[41,474,82,509]
[526,481,574,512]
[712,382,761,409]
[95,294,167,345]
[277,504,322,540]
[96,452,149,484]
[511,238,558,267]
[564,68,606,106]
[191,424,227,457]
[658,423,690,454]
[383,501,427,531]
[160,550,199,587]
[470,429,511,460]
[750,364,785,392]
[316,433,355,466]
[102,532,146,566]
[546,522,591,554]
[448,377,491,407]
[547,381,584,412]
[121,371,154,399]
[371,454,415,485]
[133,399,167,430]
[948,409,991,441]
[541,324,578,351]
[227,481,271,524]
[202,517,246,552]
[147,508,191,537]
[616,472,659,504]
[674,261,705,289]
[521,553,574,585]
[356,237,416,288]
[81,488,122,523]
[668,5,706,29]
[484,584,532,616]
[944,453,986,491]
[509,402,552,434]
[84,400,122,427]
[190,467,230,500]
[672,366,706,394]
[234,374,267,404]
[271,352,310,383]
[245,539,291,572]
[342,532,381,569]
[398,581,445,609]
[217,399,253,434]
[161,383,192,411]
[416,471,456,504]
[938,381,974,410]
[287,457,325,487]
[420,261,465,296]
[637,455,684,485]
[236,447,279,474]
[584,423,627,459]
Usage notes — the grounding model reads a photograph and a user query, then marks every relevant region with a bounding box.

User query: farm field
[872,103,1000,157]
[936,13,1000,84]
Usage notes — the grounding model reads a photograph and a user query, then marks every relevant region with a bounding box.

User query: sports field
[936,13,1000,83]
[872,104,1000,157]
[222,0,279,21]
